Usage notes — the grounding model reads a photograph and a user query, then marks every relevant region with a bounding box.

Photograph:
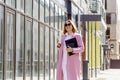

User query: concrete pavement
[95,69,120,80]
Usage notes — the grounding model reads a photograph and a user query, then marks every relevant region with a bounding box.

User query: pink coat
[56,33,84,80]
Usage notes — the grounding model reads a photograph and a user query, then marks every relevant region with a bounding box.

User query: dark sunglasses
[64,23,71,26]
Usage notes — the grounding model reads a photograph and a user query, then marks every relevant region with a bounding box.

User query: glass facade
[45,0,50,24]
[16,13,24,80]
[16,0,24,12]
[33,0,38,19]
[0,0,67,79]
[39,24,44,80]
[0,5,4,80]
[25,18,32,80]
[40,0,45,22]
[33,21,38,80]
[0,0,4,2]
[50,1,54,27]
[6,9,15,80]
[6,0,15,8]
[25,0,32,16]
[45,26,50,80]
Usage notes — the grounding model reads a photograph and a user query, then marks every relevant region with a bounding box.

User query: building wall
[106,0,117,13]
[0,0,67,80]
[0,0,89,80]
[106,0,119,59]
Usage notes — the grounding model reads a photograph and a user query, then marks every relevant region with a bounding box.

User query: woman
[56,19,84,80]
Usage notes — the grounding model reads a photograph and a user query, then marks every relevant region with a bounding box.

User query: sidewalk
[96,69,120,80]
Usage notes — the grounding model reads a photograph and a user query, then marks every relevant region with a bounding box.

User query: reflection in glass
[33,0,38,19]
[0,5,4,80]
[45,27,49,80]
[45,0,49,24]
[25,20,32,80]
[25,0,32,16]
[59,8,62,31]
[61,11,65,30]
[33,21,38,80]
[55,5,58,29]
[50,30,54,80]
[50,1,54,27]
[55,31,58,80]
[40,0,44,22]
[0,0,4,2]
[16,14,24,80]
[6,12,15,79]
[40,24,44,80]
[16,0,24,12]
[6,0,15,8]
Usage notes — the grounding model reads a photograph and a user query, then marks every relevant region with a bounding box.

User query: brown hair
[63,19,78,34]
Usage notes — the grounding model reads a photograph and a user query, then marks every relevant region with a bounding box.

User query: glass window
[33,21,38,80]
[61,11,65,30]
[0,5,4,80]
[25,19,32,80]
[50,29,54,80]
[16,0,24,12]
[39,24,44,80]
[45,26,49,80]
[16,14,24,80]
[55,5,58,29]
[6,11,15,80]
[40,0,45,22]
[0,0,4,2]
[33,0,38,19]
[50,1,54,27]
[25,0,32,16]
[59,8,62,31]
[54,30,58,80]
[6,0,15,8]
[45,0,50,24]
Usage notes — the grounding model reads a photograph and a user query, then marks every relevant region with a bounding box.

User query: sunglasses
[64,23,71,26]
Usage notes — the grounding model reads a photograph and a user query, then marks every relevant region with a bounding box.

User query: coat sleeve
[72,34,84,53]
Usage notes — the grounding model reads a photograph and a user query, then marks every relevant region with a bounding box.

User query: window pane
[0,5,4,80]
[16,0,24,12]
[25,20,32,80]
[16,14,24,80]
[55,5,58,29]
[40,0,44,22]
[55,31,58,80]
[50,29,54,80]
[33,0,38,19]
[25,0,32,16]
[50,1,54,27]
[0,0,4,2]
[61,11,65,30]
[45,26,49,80]
[6,0,15,8]
[59,8,62,31]
[33,21,38,80]
[45,0,49,24]
[40,24,44,80]
[6,12,15,80]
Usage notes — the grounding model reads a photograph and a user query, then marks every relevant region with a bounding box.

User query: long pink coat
[56,33,84,80]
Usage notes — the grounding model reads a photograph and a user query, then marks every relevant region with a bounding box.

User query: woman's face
[64,22,73,32]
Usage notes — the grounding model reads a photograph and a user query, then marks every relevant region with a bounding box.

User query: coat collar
[65,32,75,37]
[63,32,76,39]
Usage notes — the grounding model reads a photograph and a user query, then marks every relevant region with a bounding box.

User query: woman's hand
[57,43,61,48]
[66,46,73,52]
